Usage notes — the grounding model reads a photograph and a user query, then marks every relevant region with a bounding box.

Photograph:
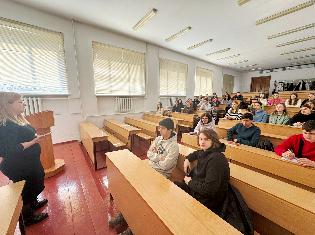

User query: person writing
[275,120,315,168]
[0,92,48,225]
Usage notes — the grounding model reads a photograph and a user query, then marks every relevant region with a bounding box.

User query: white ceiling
[13,0,315,71]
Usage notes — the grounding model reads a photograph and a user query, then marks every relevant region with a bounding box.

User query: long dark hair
[198,129,221,149]
[272,103,287,115]
[200,112,212,124]
[288,93,298,106]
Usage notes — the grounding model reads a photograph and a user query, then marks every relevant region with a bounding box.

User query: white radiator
[115,97,133,113]
[23,97,42,115]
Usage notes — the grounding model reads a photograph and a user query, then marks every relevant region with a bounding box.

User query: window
[159,58,187,96]
[194,67,213,96]
[0,17,68,95]
[92,42,145,96]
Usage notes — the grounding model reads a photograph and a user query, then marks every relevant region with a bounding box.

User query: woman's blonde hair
[0,92,28,126]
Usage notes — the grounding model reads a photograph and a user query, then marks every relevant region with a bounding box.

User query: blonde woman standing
[0,92,48,225]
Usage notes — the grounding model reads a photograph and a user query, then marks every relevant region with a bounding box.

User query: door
[250,76,271,92]
[223,74,234,94]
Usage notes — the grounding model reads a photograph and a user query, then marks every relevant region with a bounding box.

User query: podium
[25,111,65,178]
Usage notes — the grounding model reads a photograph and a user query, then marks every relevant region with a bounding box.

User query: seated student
[238,102,250,117]
[147,118,179,179]
[232,91,243,101]
[252,101,268,123]
[258,92,268,106]
[172,99,184,112]
[267,92,283,106]
[221,92,232,110]
[156,102,164,114]
[269,103,290,125]
[174,129,230,215]
[225,101,242,120]
[199,98,212,111]
[306,100,315,111]
[289,104,315,127]
[285,93,301,108]
[191,112,215,134]
[182,99,195,114]
[109,118,179,234]
[227,113,261,147]
[275,120,315,168]
[301,92,315,107]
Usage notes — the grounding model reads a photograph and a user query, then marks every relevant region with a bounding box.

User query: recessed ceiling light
[187,38,213,50]
[280,47,315,55]
[276,36,315,47]
[217,54,241,60]
[238,0,251,6]
[256,0,314,25]
[133,8,158,31]
[165,26,192,42]
[268,23,315,39]
[206,48,231,56]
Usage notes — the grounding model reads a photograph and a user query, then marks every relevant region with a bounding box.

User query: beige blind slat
[0,17,68,95]
[92,42,145,96]
[159,58,187,96]
[194,67,213,96]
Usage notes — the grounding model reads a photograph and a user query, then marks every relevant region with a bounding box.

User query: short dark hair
[198,129,221,149]
[242,112,253,120]
[302,120,315,132]
[255,101,262,106]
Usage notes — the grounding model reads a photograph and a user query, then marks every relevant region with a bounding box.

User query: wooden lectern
[25,111,65,178]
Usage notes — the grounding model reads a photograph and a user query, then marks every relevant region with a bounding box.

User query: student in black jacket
[289,104,315,127]
[174,129,230,214]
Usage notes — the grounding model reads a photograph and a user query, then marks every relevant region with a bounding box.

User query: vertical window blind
[0,17,68,95]
[92,42,145,96]
[194,67,213,96]
[159,58,187,96]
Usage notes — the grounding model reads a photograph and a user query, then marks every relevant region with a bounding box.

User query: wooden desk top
[105,119,141,133]
[107,150,240,235]
[230,163,315,216]
[0,181,25,235]
[80,122,108,142]
[125,116,159,126]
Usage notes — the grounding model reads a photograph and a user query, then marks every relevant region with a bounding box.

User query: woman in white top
[191,112,215,134]
[156,102,164,114]
[258,92,268,106]
[285,93,302,107]
[199,98,212,111]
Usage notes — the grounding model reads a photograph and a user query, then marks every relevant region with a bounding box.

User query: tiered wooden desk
[216,119,302,146]
[264,106,300,117]
[106,149,240,235]
[142,113,183,131]
[103,119,141,150]
[181,133,315,190]
[124,116,159,138]
[279,91,310,100]
[177,145,315,235]
[0,181,25,235]
[80,122,108,170]
[26,111,65,178]
[171,112,195,129]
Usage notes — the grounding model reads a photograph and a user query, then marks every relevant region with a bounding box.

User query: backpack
[220,184,254,235]
[256,139,274,152]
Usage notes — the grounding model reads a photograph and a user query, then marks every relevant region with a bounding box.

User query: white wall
[1,0,242,143]
[240,67,315,93]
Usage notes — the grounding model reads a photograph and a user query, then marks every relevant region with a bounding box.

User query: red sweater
[275,134,315,161]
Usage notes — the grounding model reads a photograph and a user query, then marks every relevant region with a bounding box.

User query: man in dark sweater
[227,113,261,147]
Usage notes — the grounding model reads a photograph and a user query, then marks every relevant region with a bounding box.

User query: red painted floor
[0,139,151,235]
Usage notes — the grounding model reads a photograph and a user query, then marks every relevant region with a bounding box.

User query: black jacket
[186,143,230,213]
[289,112,315,125]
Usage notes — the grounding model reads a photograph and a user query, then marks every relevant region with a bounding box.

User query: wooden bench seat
[171,112,195,128]
[80,122,109,169]
[177,144,315,235]
[104,131,126,148]
[106,149,240,235]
